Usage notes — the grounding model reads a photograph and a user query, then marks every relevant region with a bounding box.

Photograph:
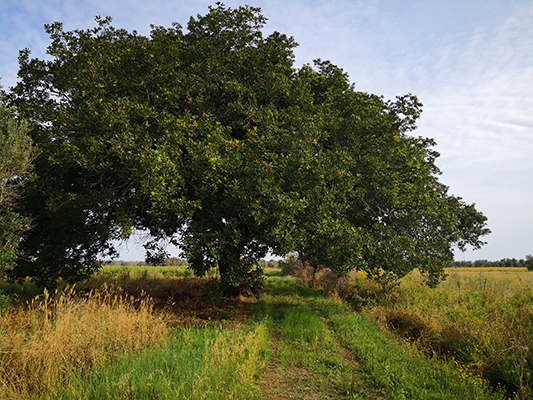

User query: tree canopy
[5,4,489,292]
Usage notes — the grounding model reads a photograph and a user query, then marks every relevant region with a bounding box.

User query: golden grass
[444,267,533,282]
[0,284,170,399]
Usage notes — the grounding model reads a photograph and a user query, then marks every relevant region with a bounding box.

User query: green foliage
[6,5,307,290]
[292,62,490,286]
[0,87,35,275]
[6,4,489,291]
[525,255,533,271]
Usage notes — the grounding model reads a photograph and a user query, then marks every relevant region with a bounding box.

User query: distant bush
[525,255,533,271]
[278,256,300,276]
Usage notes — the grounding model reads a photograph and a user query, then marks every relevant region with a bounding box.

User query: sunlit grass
[444,267,533,282]
[254,274,500,399]
[330,307,501,400]
[0,266,518,399]
[99,264,193,278]
[343,268,533,397]
[56,323,269,400]
[0,285,170,400]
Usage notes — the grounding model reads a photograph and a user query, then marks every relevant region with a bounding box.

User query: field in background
[444,267,533,281]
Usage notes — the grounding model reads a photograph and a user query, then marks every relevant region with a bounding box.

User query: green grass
[363,269,533,398]
[53,324,269,400]
[329,310,500,399]
[251,275,501,399]
[1,269,505,399]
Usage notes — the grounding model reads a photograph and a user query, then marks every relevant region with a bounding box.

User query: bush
[278,256,300,276]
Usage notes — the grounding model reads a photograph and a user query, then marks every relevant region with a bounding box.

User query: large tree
[7,4,489,292]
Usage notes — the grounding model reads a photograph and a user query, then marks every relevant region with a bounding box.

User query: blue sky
[1,0,532,262]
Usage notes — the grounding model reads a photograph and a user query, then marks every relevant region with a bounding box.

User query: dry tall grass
[0,284,170,399]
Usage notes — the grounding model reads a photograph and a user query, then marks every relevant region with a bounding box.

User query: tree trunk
[218,247,242,297]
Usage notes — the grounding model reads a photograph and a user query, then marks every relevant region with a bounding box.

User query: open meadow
[1,265,531,399]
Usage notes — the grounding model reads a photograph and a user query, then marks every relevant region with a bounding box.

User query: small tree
[525,255,533,271]
[0,84,35,274]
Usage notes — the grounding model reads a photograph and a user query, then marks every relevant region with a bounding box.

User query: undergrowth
[0,265,518,399]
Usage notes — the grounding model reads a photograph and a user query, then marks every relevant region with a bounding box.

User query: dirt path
[254,279,384,400]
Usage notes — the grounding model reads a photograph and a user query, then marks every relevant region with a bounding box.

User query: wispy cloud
[418,3,533,173]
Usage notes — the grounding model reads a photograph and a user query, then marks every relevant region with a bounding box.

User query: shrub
[525,255,533,271]
[278,256,300,276]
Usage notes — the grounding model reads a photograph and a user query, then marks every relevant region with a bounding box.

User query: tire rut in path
[257,310,383,399]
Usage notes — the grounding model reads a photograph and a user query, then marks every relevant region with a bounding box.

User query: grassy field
[1,265,526,399]
[327,267,533,399]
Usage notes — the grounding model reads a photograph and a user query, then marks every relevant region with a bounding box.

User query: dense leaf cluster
[5,4,489,291]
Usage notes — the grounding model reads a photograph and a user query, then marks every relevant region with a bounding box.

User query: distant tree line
[104,257,279,269]
[452,255,533,270]
[104,257,189,267]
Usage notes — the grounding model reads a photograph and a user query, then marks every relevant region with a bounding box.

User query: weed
[355,269,533,397]
[507,337,532,400]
